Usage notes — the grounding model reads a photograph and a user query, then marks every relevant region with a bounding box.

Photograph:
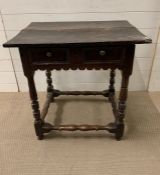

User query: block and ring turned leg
[46,70,54,101]
[108,69,117,118]
[109,69,116,95]
[27,75,44,140]
[115,71,130,140]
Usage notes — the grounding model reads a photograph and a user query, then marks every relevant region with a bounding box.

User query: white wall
[149,28,160,91]
[0,13,18,91]
[0,0,160,92]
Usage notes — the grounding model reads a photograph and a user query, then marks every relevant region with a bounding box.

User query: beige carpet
[0,92,160,175]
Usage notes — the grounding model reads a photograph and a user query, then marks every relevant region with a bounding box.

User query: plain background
[0,0,160,92]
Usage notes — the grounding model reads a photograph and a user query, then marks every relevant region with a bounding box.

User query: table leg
[115,71,130,140]
[27,75,44,140]
[46,70,54,97]
[108,69,117,119]
[109,69,115,94]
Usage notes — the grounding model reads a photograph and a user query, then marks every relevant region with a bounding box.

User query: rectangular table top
[3,20,151,47]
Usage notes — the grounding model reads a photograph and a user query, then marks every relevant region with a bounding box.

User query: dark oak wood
[3,21,151,47]
[27,76,44,140]
[45,70,54,103]
[41,122,117,133]
[52,89,109,97]
[109,69,116,94]
[46,70,54,93]
[3,21,152,140]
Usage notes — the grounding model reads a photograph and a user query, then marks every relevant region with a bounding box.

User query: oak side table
[3,21,151,140]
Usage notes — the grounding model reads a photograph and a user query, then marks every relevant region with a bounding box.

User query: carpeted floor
[0,92,160,175]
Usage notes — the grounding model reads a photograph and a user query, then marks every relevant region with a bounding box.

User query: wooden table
[3,21,151,140]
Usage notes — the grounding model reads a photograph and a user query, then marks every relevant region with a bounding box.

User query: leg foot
[34,120,44,140]
[115,123,124,141]
[107,122,124,140]
[37,134,44,140]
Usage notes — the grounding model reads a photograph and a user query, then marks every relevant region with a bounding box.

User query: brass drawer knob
[46,51,53,57]
[99,50,106,56]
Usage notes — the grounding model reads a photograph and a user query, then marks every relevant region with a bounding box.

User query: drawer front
[83,46,125,63]
[29,47,68,62]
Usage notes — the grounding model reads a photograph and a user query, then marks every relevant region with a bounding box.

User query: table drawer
[83,46,125,62]
[29,47,68,62]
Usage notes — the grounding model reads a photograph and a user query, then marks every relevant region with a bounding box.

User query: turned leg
[109,69,115,94]
[46,70,54,94]
[46,70,54,101]
[115,71,130,140]
[108,69,117,118]
[27,75,44,140]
